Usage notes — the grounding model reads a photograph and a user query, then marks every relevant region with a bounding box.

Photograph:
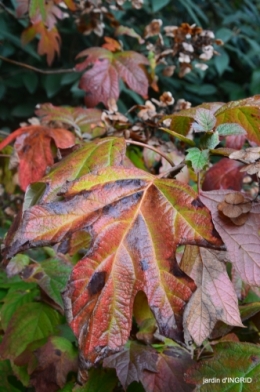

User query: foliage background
[1,0,260,131]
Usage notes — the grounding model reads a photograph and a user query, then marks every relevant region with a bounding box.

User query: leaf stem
[0,154,11,157]
[126,140,174,167]
[0,55,77,75]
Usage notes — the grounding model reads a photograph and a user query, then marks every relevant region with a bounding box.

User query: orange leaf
[0,126,75,190]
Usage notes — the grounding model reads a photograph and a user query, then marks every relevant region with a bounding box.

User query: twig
[0,154,11,157]
[157,162,185,178]
[126,140,174,167]
[0,55,77,75]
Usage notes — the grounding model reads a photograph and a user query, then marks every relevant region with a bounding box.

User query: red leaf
[225,134,246,149]
[0,126,75,190]
[202,158,245,191]
[200,190,260,286]
[76,47,149,107]
[4,164,222,365]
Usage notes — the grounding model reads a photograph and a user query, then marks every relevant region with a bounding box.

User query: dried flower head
[144,19,163,38]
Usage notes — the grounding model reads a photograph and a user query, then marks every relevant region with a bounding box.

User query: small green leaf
[186,148,209,172]
[0,360,20,392]
[73,368,118,392]
[1,287,39,330]
[194,108,216,132]
[21,259,72,308]
[0,302,62,359]
[200,132,220,149]
[151,0,170,12]
[23,72,38,94]
[216,123,246,136]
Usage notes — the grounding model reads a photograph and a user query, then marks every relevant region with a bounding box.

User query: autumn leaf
[215,95,260,145]
[181,246,243,346]
[200,190,260,286]
[202,158,245,191]
[3,164,222,365]
[29,336,78,392]
[35,104,105,139]
[115,25,144,44]
[21,21,60,65]
[23,137,128,204]
[185,342,260,391]
[103,341,158,389]
[0,125,75,191]
[104,342,195,392]
[0,303,62,360]
[76,47,149,107]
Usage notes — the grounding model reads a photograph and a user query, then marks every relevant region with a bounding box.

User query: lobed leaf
[181,246,243,346]
[200,190,260,286]
[186,148,209,172]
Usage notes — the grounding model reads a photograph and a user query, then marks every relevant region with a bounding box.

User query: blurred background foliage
[1,0,260,131]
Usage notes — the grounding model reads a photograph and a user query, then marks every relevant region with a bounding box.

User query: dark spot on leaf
[88,271,106,295]
[34,272,44,280]
[55,349,62,356]
[250,355,260,363]
[140,259,149,271]
[21,266,33,279]
[191,197,204,208]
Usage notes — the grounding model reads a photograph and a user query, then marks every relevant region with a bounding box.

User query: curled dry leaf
[229,147,260,163]
[181,246,243,346]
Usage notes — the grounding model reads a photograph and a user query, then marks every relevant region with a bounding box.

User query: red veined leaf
[0,125,75,191]
[4,165,222,365]
[102,37,122,52]
[181,246,243,346]
[35,104,105,138]
[225,134,246,149]
[202,158,245,191]
[21,21,60,65]
[200,190,260,286]
[76,47,149,107]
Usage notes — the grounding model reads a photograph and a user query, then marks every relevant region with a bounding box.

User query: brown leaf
[217,192,251,225]
[181,246,243,346]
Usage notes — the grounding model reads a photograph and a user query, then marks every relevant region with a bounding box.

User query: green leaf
[43,74,63,98]
[1,287,39,330]
[151,0,170,12]
[214,49,230,76]
[0,360,20,392]
[216,123,247,136]
[73,368,118,392]
[200,132,220,149]
[194,108,217,132]
[21,259,72,308]
[22,72,38,94]
[0,303,62,359]
[185,342,260,390]
[186,148,209,172]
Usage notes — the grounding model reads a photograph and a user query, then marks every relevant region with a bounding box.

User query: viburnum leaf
[21,258,72,308]
[21,21,60,65]
[185,342,260,390]
[194,108,216,132]
[76,47,149,107]
[35,104,105,139]
[3,166,222,365]
[215,95,260,145]
[140,347,195,392]
[200,190,260,286]
[0,125,75,191]
[23,137,128,204]
[0,303,62,360]
[202,158,245,191]
[103,341,158,389]
[181,246,243,346]
[186,148,209,172]
[29,336,78,392]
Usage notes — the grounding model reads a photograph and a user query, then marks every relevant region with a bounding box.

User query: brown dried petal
[162,65,176,77]
[230,213,250,226]
[144,19,162,38]
[224,192,245,205]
